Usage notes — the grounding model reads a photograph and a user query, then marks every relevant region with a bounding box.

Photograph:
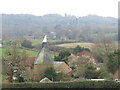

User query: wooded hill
[2,14,118,42]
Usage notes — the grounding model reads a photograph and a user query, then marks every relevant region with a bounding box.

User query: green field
[31,40,42,46]
[23,49,38,56]
[1,48,38,57]
[1,48,56,58]
[92,33,117,38]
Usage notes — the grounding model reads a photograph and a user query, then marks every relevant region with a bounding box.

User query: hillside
[2,14,118,42]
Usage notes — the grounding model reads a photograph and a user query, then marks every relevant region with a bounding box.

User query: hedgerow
[2,80,120,88]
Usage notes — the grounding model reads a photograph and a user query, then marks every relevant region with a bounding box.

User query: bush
[49,41,76,45]
[21,40,33,48]
[54,49,71,64]
[61,76,74,81]
[72,74,79,79]
[107,50,120,74]
[2,80,119,88]
[84,65,97,79]
[72,45,90,54]
[18,77,24,82]
[44,67,57,81]
[98,71,112,79]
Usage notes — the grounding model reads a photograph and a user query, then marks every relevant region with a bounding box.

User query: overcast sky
[0,0,119,18]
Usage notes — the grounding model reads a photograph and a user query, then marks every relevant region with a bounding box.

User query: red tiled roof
[19,56,36,66]
[75,51,90,57]
[55,62,72,74]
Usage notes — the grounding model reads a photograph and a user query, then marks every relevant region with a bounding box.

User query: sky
[0,0,119,18]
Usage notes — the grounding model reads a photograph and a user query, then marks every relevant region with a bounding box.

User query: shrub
[72,45,90,54]
[98,71,112,79]
[44,67,57,81]
[84,65,97,79]
[54,49,71,64]
[107,50,120,74]
[21,40,33,48]
[2,80,119,88]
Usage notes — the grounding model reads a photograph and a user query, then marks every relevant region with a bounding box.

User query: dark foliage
[21,40,33,48]
[72,45,90,54]
[84,65,103,79]
[107,49,120,74]
[54,50,71,64]
[2,80,119,88]
[44,67,57,81]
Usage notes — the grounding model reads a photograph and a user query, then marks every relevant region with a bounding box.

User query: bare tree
[91,36,117,64]
[2,43,27,82]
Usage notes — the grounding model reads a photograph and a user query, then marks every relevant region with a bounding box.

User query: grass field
[1,48,38,57]
[24,49,38,56]
[92,33,117,37]
[31,40,42,46]
[56,42,94,49]
[1,47,55,57]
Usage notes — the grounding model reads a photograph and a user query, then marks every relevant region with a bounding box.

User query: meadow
[56,42,94,49]
[1,48,38,57]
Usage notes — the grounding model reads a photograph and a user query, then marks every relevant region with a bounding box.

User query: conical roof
[34,35,53,65]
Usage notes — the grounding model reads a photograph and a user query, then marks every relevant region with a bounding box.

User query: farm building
[17,35,72,81]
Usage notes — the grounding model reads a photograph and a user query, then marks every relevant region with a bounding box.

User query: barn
[16,35,72,81]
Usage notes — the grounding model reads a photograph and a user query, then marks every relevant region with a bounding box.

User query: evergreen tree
[107,50,120,74]
[54,50,71,64]
[44,67,57,81]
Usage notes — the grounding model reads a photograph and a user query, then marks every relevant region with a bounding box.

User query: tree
[84,65,96,79]
[72,45,90,54]
[54,50,71,64]
[21,40,33,48]
[2,43,27,82]
[73,45,82,54]
[70,55,95,78]
[44,67,57,81]
[91,37,117,63]
[98,71,112,79]
[107,50,120,74]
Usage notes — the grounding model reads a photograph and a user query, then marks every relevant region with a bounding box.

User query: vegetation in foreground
[2,80,120,88]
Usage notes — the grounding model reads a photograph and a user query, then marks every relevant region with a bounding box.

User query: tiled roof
[53,62,64,68]
[19,56,36,66]
[76,51,90,57]
[34,43,53,65]
[18,57,72,75]
[54,61,72,74]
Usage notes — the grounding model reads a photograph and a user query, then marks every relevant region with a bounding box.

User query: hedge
[49,41,77,45]
[2,80,120,88]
